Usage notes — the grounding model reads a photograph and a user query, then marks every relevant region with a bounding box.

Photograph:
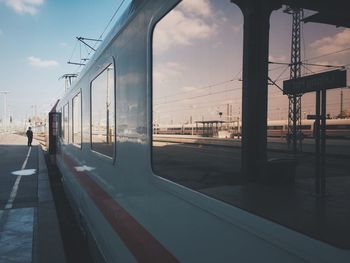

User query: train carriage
[51,0,350,262]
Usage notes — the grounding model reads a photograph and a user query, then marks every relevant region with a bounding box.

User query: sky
[0,0,349,128]
[0,0,125,125]
[152,0,350,125]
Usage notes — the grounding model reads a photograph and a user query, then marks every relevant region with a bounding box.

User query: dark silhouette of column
[234,0,280,179]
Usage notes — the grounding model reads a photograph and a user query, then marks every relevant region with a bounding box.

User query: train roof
[67,0,145,94]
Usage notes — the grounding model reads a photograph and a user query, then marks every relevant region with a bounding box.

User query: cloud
[119,72,142,86]
[310,29,350,56]
[153,62,184,87]
[231,24,242,33]
[178,0,211,16]
[3,0,45,15]
[59,42,68,47]
[27,56,59,67]
[269,55,287,62]
[181,86,198,92]
[153,4,216,54]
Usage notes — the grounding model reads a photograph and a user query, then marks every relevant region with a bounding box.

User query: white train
[50,0,350,262]
[267,119,350,138]
[155,119,350,139]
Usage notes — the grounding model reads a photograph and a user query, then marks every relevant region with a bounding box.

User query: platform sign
[283,69,347,95]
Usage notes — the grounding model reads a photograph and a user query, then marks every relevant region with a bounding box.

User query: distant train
[267,119,350,138]
[155,118,350,139]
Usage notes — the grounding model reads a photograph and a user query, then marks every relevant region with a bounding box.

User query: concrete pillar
[234,0,280,179]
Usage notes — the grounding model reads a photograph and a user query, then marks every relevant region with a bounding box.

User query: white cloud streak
[27,56,59,67]
[2,0,45,15]
[269,55,287,63]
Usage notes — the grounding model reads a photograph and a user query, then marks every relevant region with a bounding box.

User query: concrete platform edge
[33,146,66,263]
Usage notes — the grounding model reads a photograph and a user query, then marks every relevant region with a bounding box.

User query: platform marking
[0,146,35,263]
[5,147,32,209]
[0,208,34,263]
[12,169,36,176]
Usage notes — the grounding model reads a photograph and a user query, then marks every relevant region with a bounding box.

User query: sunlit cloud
[310,29,350,56]
[153,1,216,54]
[2,0,45,15]
[231,24,242,33]
[181,86,198,92]
[154,62,184,87]
[213,41,223,48]
[269,54,287,62]
[27,56,59,67]
[119,72,142,86]
[179,0,211,16]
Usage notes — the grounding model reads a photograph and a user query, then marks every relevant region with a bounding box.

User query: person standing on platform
[26,127,33,146]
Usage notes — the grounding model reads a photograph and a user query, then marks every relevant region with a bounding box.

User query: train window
[90,64,115,158]
[265,7,350,247]
[63,103,69,143]
[72,92,82,146]
[326,124,350,130]
[152,1,243,191]
[267,125,283,130]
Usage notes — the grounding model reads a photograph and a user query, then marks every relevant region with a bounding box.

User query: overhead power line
[155,87,241,106]
[67,0,128,68]
[97,0,127,41]
[303,46,350,62]
[155,70,242,101]
[155,77,241,101]
[76,37,102,51]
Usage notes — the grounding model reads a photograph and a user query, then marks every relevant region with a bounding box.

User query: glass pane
[91,64,115,157]
[63,104,69,143]
[152,0,243,190]
[72,92,82,145]
[263,8,350,247]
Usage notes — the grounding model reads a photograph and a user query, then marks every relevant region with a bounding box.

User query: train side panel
[55,1,350,262]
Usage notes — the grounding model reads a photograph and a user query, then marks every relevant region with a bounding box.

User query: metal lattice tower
[285,7,303,153]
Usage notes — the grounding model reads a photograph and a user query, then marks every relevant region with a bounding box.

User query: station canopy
[232,0,350,28]
[284,0,350,28]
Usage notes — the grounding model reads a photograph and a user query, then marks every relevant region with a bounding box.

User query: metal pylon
[285,7,303,153]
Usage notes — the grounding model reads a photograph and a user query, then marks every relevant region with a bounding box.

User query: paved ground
[0,134,40,263]
[153,141,350,249]
[0,133,69,263]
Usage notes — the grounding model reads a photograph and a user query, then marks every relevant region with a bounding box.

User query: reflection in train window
[152,1,243,190]
[63,103,69,143]
[264,7,350,247]
[72,92,82,146]
[91,64,115,157]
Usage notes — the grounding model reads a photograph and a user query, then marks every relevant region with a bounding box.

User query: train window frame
[57,108,62,139]
[59,106,63,140]
[150,0,244,187]
[62,103,69,144]
[72,90,82,148]
[89,59,116,161]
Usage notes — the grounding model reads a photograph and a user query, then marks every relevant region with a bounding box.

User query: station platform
[0,133,65,263]
[0,133,92,263]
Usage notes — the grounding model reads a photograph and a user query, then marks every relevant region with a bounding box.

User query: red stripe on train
[63,154,179,263]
